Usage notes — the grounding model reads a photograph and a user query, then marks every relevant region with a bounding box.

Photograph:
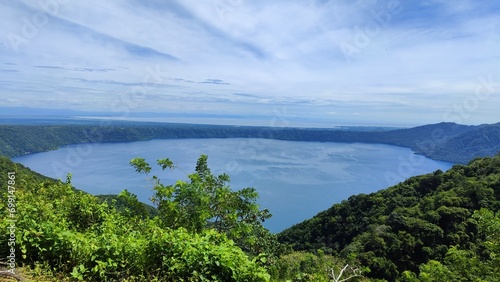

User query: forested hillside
[278,154,500,280]
[0,156,365,281]
[1,121,500,163]
[2,154,500,280]
[431,123,500,163]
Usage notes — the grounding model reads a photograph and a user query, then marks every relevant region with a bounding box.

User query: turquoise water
[13,138,454,232]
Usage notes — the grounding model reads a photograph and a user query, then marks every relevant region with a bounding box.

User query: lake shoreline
[13,138,454,232]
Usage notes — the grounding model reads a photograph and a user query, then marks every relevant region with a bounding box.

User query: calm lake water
[13,138,454,232]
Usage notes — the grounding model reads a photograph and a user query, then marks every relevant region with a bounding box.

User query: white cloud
[0,0,499,126]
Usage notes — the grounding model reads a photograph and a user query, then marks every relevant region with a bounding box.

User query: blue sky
[1,0,499,127]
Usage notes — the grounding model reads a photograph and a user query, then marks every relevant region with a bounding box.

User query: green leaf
[130,157,151,174]
[157,158,174,170]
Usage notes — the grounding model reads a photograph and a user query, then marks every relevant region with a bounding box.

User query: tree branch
[329,264,363,282]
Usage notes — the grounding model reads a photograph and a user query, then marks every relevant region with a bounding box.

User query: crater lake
[13,138,454,232]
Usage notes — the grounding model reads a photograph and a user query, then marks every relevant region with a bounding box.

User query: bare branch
[337,264,350,280]
[329,264,363,282]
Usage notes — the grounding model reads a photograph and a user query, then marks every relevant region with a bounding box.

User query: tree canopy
[278,154,500,280]
[130,154,274,255]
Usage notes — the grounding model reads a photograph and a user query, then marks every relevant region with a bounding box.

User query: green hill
[1,121,500,163]
[431,123,500,163]
[278,153,500,280]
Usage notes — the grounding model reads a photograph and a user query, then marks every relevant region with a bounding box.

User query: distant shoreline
[1,118,499,164]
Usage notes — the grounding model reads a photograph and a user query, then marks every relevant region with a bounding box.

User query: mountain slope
[431,123,500,163]
[0,121,499,163]
[278,154,500,280]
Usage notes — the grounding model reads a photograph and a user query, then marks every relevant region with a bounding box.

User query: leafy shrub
[0,157,270,281]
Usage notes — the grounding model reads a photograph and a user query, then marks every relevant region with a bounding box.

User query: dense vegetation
[2,153,500,280]
[0,156,363,281]
[1,121,500,163]
[2,118,500,280]
[278,154,500,280]
[0,156,265,281]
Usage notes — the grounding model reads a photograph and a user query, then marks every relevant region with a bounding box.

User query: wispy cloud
[200,79,230,85]
[35,65,116,72]
[0,0,499,126]
[65,77,183,88]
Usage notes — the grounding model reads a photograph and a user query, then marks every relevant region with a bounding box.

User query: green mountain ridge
[1,121,499,163]
[431,123,500,163]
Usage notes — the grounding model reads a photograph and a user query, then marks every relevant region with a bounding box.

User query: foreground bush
[0,157,269,281]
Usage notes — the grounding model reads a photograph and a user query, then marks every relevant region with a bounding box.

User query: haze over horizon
[1,0,499,127]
